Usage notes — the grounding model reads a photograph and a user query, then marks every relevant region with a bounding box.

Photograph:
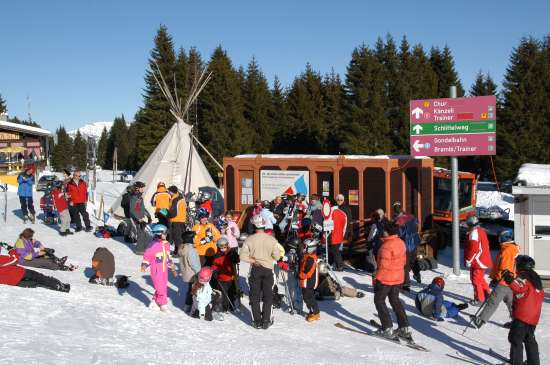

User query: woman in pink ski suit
[141,224,176,310]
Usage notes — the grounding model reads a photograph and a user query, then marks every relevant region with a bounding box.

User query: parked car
[36,175,59,191]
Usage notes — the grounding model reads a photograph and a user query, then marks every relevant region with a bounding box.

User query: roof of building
[0,120,52,137]
[233,154,430,160]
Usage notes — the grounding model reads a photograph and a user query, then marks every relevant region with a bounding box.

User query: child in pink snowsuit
[141,225,176,311]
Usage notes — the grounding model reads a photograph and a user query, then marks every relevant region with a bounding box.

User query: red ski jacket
[52,188,68,212]
[376,235,406,285]
[66,179,88,205]
[330,207,347,245]
[211,250,238,282]
[510,276,544,326]
[465,226,492,270]
[0,250,25,286]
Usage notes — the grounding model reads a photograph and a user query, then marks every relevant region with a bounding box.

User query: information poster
[241,178,253,205]
[348,189,359,206]
[260,170,309,202]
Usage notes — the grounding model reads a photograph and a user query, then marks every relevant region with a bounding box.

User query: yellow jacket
[151,187,171,212]
[192,222,220,257]
[490,242,519,285]
[168,193,187,223]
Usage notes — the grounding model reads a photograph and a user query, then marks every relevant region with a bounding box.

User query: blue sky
[1,1,548,132]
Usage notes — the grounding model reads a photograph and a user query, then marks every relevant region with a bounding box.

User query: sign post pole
[322,198,332,266]
[449,86,461,276]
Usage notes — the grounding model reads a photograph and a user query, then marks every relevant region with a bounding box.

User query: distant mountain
[68,121,114,140]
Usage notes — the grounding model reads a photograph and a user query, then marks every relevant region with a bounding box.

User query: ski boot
[252,320,262,329]
[23,215,29,224]
[394,326,413,342]
[375,327,398,340]
[306,312,320,322]
[213,312,224,321]
[29,213,36,224]
[159,305,168,312]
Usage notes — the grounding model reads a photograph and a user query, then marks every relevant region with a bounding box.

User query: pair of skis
[447,348,509,365]
[334,319,429,352]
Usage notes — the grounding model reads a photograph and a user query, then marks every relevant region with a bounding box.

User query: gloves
[502,270,515,285]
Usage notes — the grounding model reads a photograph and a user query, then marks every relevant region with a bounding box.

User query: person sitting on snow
[0,247,70,292]
[14,228,71,271]
[89,247,115,286]
[415,277,468,321]
[191,266,224,321]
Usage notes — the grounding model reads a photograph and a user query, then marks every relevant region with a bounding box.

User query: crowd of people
[2,175,546,364]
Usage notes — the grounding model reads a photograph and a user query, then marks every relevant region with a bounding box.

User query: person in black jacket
[120,185,135,219]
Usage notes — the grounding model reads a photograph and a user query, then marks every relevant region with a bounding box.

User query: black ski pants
[329,243,344,270]
[69,203,91,230]
[216,280,235,311]
[403,249,417,287]
[374,281,409,330]
[249,265,274,324]
[509,319,539,365]
[170,222,186,251]
[17,269,63,291]
[19,196,35,217]
[302,287,319,314]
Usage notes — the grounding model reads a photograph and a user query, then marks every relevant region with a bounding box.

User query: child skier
[178,231,201,313]
[502,255,544,365]
[51,181,73,236]
[191,266,223,321]
[415,277,468,321]
[471,228,519,329]
[211,237,240,312]
[141,224,176,312]
[299,238,320,322]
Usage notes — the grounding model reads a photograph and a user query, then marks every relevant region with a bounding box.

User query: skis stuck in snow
[334,322,429,352]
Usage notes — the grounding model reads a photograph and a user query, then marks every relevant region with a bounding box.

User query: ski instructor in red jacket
[464,215,492,306]
[66,170,92,232]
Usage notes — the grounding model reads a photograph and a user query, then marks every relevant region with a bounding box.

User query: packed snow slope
[0,180,549,365]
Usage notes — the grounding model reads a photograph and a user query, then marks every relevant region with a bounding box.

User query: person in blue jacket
[17,166,36,223]
[415,277,468,321]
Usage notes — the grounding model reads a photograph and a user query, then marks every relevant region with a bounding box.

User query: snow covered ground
[1,180,549,365]
[476,190,514,220]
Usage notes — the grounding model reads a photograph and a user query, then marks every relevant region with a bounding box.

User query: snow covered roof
[0,120,52,137]
[516,164,550,187]
[233,154,430,160]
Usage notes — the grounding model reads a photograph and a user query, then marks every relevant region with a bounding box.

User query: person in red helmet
[415,277,468,321]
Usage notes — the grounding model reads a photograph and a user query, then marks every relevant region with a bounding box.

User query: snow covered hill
[68,121,114,140]
[0,182,548,365]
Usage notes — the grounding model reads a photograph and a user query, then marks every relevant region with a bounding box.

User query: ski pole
[216,278,238,313]
[462,296,489,334]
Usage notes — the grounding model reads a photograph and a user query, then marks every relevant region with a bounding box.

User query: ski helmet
[303,238,319,254]
[198,266,213,284]
[465,215,479,228]
[432,276,445,290]
[197,207,210,219]
[516,255,535,271]
[498,229,514,243]
[199,191,211,201]
[301,217,312,230]
[217,236,229,249]
[261,200,271,209]
[392,201,402,214]
[150,224,168,236]
[215,217,228,231]
[250,214,266,229]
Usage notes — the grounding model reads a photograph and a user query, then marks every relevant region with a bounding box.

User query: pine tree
[430,46,465,97]
[270,76,289,152]
[0,94,6,114]
[198,46,252,174]
[285,63,327,153]
[105,116,129,170]
[51,127,73,171]
[72,131,88,170]
[243,57,273,153]
[96,127,109,168]
[135,25,177,166]
[343,45,391,154]
[322,69,346,153]
[469,71,498,96]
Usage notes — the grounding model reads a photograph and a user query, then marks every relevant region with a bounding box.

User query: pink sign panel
[410,133,496,157]
[410,96,496,123]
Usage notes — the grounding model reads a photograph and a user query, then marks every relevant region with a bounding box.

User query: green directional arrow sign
[410,120,496,136]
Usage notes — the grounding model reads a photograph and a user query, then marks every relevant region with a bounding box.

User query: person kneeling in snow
[89,247,115,286]
[191,266,224,321]
[0,248,70,292]
[141,224,176,312]
[415,277,468,321]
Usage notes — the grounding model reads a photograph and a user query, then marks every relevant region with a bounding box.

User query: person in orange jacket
[151,182,171,227]
[192,207,220,266]
[373,221,412,341]
[471,229,519,329]
[464,215,493,306]
[167,185,187,253]
[299,238,320,322]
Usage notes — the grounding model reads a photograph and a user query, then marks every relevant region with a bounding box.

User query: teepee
[111,64,221,218]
